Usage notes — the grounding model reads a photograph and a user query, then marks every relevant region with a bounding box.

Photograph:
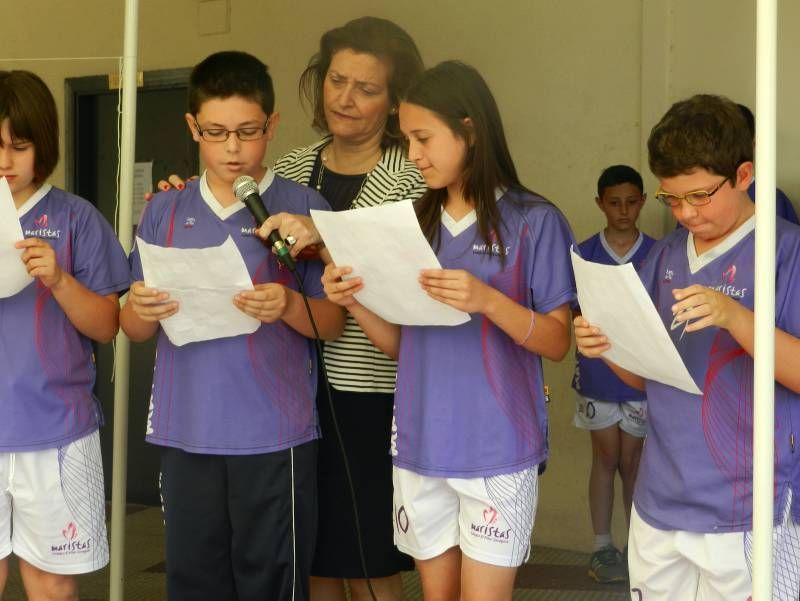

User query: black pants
[159,441,317,601]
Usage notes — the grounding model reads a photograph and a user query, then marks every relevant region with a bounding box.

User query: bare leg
[589,425,621,538]
[310,576,347,601]
[349,574,405,601]
[0,557,8,599]
[18,558,78,601]
[618,429,644,526]
[415,546,461,601]
[460,554,517,601]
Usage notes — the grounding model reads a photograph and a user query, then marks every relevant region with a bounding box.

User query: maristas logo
[26,213,61,239]
[472,230,510,257]
[470,506,512,543]
[50,521,92,556]
[714,264,747,299]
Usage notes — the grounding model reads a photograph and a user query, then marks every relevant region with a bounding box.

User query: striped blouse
[274,137,427,393]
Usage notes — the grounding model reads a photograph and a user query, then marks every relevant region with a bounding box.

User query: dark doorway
[66,69,199,505]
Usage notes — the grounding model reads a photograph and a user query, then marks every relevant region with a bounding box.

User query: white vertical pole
[109,0,139,599]
[753,0,777,599]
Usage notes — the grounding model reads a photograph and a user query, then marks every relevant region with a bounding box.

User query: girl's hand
[671,285,743,333]
[322,263,362,308]
[16,238,64,289]
[419,269,495,314]
[573,315,610,358]
[234,283,290,323]
[259,213,321,257]
[128,281,179,321]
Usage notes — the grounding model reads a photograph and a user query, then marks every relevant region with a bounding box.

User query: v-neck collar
[199,169,275,221]
[686,215,755,274]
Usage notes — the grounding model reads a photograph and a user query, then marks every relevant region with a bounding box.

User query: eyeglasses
[655,178,728,207]
[193,118,270,142]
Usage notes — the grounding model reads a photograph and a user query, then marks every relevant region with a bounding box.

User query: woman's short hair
[299,16,424,148]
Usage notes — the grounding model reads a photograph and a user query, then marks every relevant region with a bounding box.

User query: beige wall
[3,0,795,553]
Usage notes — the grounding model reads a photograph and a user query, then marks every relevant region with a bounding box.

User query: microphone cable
[286,264,379,601]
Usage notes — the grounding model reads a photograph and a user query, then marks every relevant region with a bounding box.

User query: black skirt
[312,383,414,578]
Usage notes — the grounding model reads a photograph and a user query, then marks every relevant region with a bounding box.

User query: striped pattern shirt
[274,138,427,393]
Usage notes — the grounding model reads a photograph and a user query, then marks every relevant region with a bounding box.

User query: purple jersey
[635,216,800,532]
[130,171,330,455]
[0,185,129,451]
[392,189,576,478]
[572,232,656,402]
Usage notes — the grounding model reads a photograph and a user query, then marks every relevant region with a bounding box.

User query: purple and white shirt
[0,185,129,451]
[392,189,576,478]
[572,231,656,402]
[130,171,330,455]
[635,215,800,532]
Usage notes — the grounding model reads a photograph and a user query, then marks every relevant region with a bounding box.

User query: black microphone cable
[234,176,378,601]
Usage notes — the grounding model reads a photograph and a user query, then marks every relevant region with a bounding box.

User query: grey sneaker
[588,545,627,583]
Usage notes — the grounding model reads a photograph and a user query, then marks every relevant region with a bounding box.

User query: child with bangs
[0,70,129,601]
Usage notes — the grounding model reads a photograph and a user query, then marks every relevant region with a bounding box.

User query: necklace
[315,147,374,209]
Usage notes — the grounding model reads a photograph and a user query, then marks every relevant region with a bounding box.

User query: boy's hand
[671,285,744,333]
[419,268,494,314]
[128,281,179,321]
[322,263,362,308]
[234,283,290,323]
[16,238,63,289]
[573,315,610,357]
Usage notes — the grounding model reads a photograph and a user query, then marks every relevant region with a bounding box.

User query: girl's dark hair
[299,16,424,148]
[406,61,530,261]
[0,70,59,183]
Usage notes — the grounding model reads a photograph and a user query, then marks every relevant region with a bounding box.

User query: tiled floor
[3,506,629,600]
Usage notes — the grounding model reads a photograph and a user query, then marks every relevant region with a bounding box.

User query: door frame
[64,67,192,193]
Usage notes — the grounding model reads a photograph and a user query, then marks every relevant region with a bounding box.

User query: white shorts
[392,465,538,567]
[573,393,647,438]
[628,491,800,601]
[0,431,109,574]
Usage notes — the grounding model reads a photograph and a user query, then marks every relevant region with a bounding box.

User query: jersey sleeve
[71,202,131,296]
[527,204,577,314]
[129,193,171,281]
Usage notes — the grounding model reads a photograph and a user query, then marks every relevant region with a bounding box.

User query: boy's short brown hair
[0,70,59,183]
[648,94,753,181]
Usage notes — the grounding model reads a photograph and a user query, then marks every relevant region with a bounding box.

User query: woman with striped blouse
[265,17,426,601]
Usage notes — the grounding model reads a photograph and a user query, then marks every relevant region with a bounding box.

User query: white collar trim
[440,187,505,237]
[16,183,53,218]
[687,215,756,274]
[600,230,644,264]
[200,169,274,220]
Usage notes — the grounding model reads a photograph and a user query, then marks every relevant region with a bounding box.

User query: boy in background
[573,165,655,583]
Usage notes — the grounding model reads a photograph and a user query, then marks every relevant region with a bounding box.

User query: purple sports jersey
[130,171,330,455]
[0,185,129,451]
[392,189,576,478]
[572,232,656,402]
[635,216,800,532]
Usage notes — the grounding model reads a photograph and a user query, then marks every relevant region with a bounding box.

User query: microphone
[233,175,295,271]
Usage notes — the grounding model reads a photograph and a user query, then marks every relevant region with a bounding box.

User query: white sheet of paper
[311,200,469,326]
[132,161,153,225]
[571,249,702,394]
[136,236,259,346]
[0,177,34,298]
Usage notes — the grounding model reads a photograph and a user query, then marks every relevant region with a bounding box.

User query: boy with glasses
[574,94,800,600]
[120,51,345,601]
